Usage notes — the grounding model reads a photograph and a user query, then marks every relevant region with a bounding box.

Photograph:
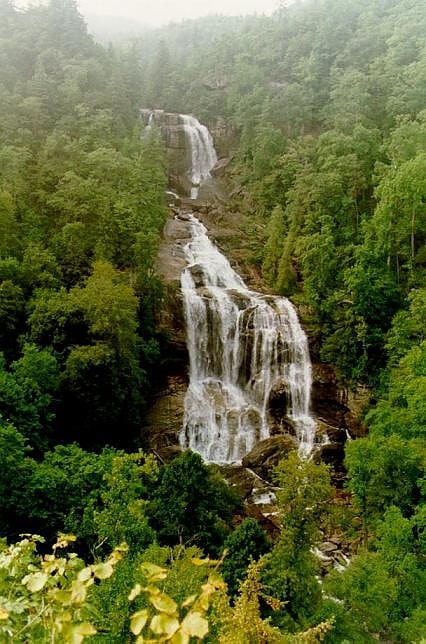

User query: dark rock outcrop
[143,374,187,459]
[242,435,297,481]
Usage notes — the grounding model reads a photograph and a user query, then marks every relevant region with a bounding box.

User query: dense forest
[0,0,425,642]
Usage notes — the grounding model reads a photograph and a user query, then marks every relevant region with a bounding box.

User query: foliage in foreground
[0,534,334,644]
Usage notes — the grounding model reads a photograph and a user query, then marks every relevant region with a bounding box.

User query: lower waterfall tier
[179,215,317,464]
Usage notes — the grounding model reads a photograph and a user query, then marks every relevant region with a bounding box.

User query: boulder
[220,465,255,499]
[319,541,339,554]
[211,157,232,177]
[242,435,297,481]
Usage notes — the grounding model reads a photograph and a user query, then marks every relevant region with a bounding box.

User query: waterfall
[179,215,316,464]
[142,110,155,138]
[180,114,217,199]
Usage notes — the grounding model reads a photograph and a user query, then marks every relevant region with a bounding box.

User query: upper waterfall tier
[180,114,217,198]
[179,215,316,464]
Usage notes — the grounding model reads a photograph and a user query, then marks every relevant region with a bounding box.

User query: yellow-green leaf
[77,567,93,582]
[170,630,190,644]
[54,589,72,604]
[181,594,197,608]
[150,613,179,637]
[181,612,208,639]
[208,571,225,589]
[150,592,178,615]
[140,562,167,581]
[71,580,88,604]
[54,534,77,550]
[198,593,210,612]
[191,557,208,567]
[93,562,113,580]
[128,583,142,601]
[25,572,48,592]
[73,622,97,636]
[192,557,219,567]
[130,609,149,635]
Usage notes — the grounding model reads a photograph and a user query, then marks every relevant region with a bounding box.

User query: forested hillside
[0,0,424,642]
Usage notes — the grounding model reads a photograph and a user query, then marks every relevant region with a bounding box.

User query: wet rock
[164,125,187,150]
[156,215,192,285]
[269,416,298,437]
[242,435,297,481]
[163,112,181,127]
[316,420,346,444]
[189,263,206,287]
[268,378,290,418]
[319,541,339,554]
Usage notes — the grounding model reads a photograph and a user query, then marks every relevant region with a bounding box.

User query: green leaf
[93,562,114,579]
[150,592,178,615]
[150,613,180,637]
[181,612,209,638]
[130,609,149,635]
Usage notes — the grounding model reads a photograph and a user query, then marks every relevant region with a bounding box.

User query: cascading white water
[180,114,217,199]
[179,215,316,464]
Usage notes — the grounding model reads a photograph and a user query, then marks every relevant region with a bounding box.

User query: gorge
[143,110,371,489]
[147,112,321,469]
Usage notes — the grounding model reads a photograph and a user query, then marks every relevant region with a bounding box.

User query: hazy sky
[17,0,281,26]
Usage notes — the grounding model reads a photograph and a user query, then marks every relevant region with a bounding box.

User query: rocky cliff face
[142,211,192,457]
[141,109,235,194]
[141,109,191,194]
